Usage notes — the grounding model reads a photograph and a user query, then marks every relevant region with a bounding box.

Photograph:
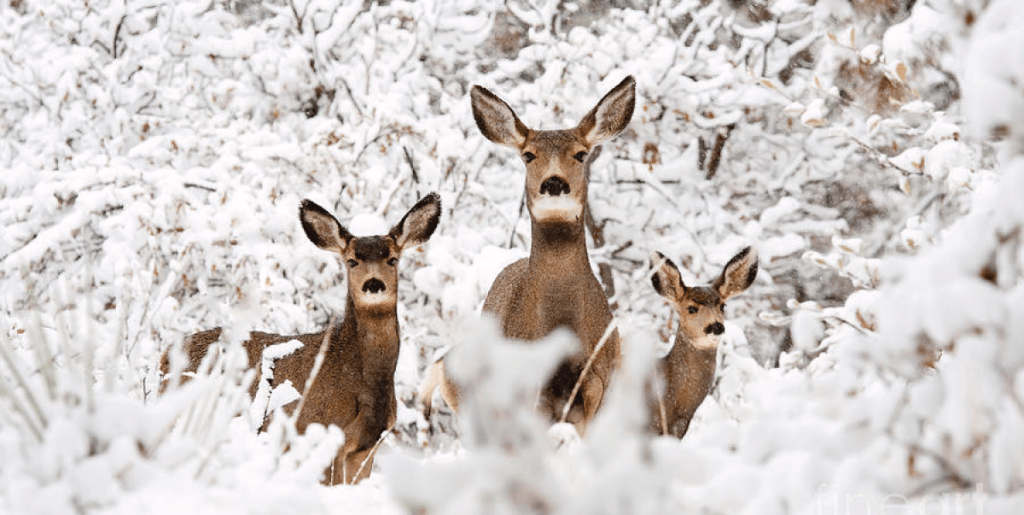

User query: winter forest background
[2,0,1023,513]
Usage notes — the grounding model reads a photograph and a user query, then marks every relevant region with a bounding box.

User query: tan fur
[161,193,441,484]
[418,360,462,415]
[648,247,758,438]
[423,77,635,435]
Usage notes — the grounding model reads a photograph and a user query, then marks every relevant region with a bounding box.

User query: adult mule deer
[161,193,441,484]
[648,246,758,438]
[421,76,635,435]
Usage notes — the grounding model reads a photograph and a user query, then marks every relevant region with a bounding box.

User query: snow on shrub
[2,0,1024,513]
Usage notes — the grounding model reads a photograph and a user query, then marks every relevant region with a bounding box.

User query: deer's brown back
[166,327,367,426]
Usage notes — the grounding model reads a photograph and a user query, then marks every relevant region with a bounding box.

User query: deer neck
[528,218,591,275]
[336,296,401,378]
[663,332,717,397]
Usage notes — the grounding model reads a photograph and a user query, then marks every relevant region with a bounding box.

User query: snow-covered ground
[2,0,1023,513]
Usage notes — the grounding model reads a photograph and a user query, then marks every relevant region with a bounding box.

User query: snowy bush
[0,288,341,514]
[2,0,1024,513]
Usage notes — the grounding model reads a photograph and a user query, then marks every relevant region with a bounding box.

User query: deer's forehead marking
[526,130,586,154]
[685,287,721,307]
[351,236,392,262]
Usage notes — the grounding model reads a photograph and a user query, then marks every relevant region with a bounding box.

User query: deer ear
[577,75,635,146]
[650,251,685,300]
[299,200,353,253]
[713,247,758,300]
[471,85,529,149]
[390,192,442,251]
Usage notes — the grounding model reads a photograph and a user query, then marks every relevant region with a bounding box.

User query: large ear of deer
[300,199,353,253]
[389,192,442,251]
[576,76,636,146]
[650,251,686,301]
[712,246,759,300]
[471,85,529,149]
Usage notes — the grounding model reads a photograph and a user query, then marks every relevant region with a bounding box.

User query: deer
[419,76,635,436]
[647,246,758,439]
[160,192,442,485]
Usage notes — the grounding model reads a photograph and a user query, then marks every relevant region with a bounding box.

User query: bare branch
[705,123,735,180]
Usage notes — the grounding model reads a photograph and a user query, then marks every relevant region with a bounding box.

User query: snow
[2,0,1023,513]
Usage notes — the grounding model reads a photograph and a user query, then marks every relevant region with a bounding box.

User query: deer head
[299,193,441,314]
[650,247,759,350]
[470,76,635,225]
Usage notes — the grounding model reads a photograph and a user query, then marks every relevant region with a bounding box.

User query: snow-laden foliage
[2,0,1023,513]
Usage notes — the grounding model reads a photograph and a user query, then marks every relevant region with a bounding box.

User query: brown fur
[648,247,758,438]
[422,77,635,435]
[161,193,441,484]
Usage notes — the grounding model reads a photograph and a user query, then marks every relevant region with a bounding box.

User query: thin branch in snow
[184,182,217,193]
[338,77,364,119]
[289,0,306,34]
[113,13,126,59]
[292,320,335,425]
[0,353,45,442]
[0,331,49,438]
[350,428,393,484]
[559,317,617,425]
[507,191,526,249]
[403,145,420,183]
[705,124,735,180]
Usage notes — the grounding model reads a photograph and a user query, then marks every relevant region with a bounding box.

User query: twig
[350,427,393,484]
[402,145,419,183]
[378,177,407,217]
[610,240,634,259]
[626,167,709,263]
[613,179,683,185]
[288,0,305,34]
[903,440,974,491]
[584,147,615,299]
[293,320,335,424]
[352,128,395,165]
[656,374,668,435]
[0,364,44,442]
[867,188,944,258]
[846,133,915,176]
[559,318,618,424]
[507,191,526,248]
[0,61,45,108]
[698,136,708,170]
[705,124,735,179]
[112,13,125,59]
[184,182,216,192]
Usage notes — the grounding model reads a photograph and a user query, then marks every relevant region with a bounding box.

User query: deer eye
[721,303,727,311]
[387,257,398,266]
[522,152,536,163]
[573,151,587,163]
[347,259,358,268]
[687,306,699,315]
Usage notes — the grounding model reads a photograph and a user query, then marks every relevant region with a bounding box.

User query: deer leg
[577,375,606,435]
[343,447,376,484]
[323,445,374,485]
[438,368,461,414]
[671,417,692,439]
[322,437,358,486]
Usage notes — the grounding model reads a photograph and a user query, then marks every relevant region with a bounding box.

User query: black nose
[539,177,570,196]
[705,322,725,335]
[362,278,386,294]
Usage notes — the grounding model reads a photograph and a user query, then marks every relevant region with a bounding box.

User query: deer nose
[539,176,570,196]
[705,322,725,336]
[362,278,386,294]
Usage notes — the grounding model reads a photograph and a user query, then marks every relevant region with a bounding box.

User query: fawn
[161,193,441,484]
[421,76,635,435]
[648,247,758,438]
